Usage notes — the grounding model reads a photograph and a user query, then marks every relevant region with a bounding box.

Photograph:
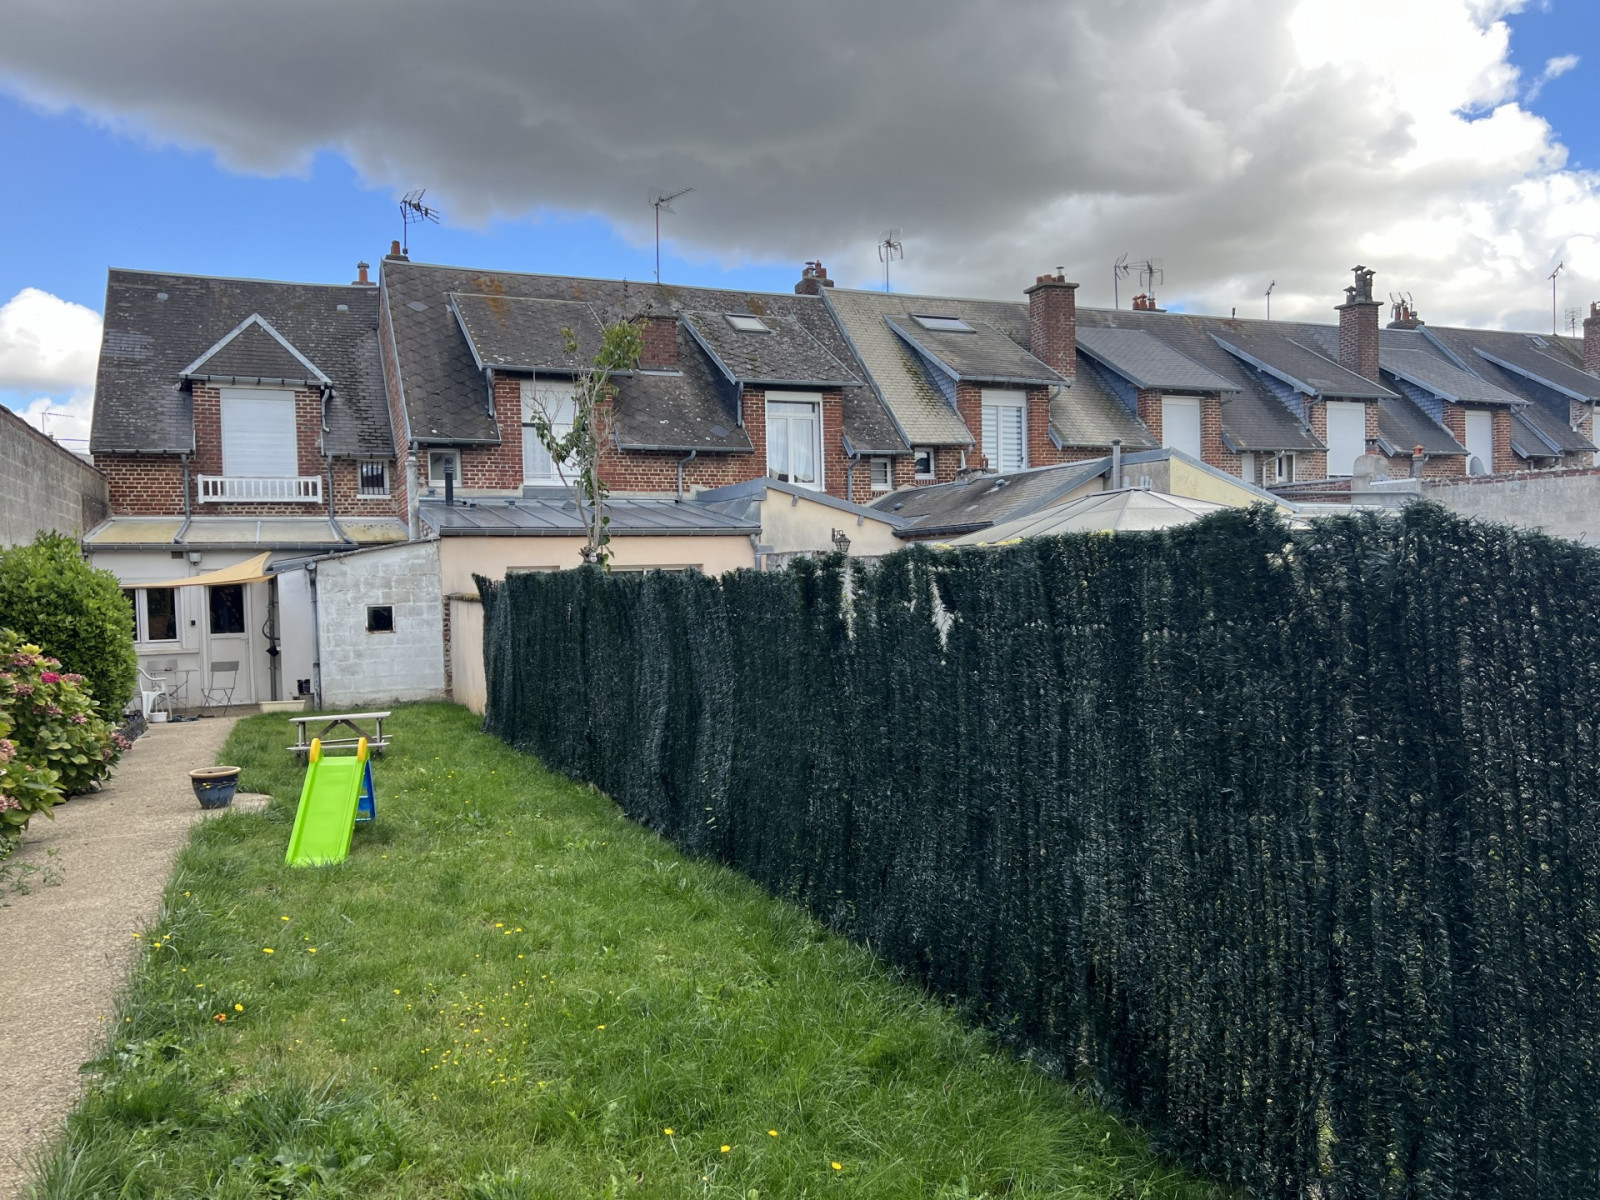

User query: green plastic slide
[285,737,368,867]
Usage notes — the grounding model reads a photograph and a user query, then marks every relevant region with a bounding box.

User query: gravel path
[0,717,245,1198]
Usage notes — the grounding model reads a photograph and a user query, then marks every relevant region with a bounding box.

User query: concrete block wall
[1,406,109,545]
[314,540,446,708]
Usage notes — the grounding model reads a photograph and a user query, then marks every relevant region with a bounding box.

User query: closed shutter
[981,390,1026,472]
[1161,396,1202,459]
[1464,409,1494,473]
[1325,400,1367,476]
[221,389,297,477]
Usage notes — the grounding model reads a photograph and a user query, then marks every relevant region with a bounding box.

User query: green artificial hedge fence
[479,504,1600,1200]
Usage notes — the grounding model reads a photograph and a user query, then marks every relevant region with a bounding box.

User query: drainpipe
[1111,439,1123,490]
[675,450,698,502]
[406,448,420,540]
[846,448,862,503]
[484,367,496,415]
[307,562,324,710]
[174,452,193,545]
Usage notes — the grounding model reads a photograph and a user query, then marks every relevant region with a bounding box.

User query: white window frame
[980,389,1028,473]
[427,449,461,489]
[220,387,298,478]
[1270,452,1296,484]
[124,587,181,646]
[356,459,389,497]
[522,377,580,485]
[913,447,936,480]
[869,457,893,492]
[765,392,824,490]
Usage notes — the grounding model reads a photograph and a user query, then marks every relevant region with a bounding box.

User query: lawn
[30,703,1222,1199]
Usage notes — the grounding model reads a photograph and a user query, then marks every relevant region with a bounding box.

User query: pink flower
[13,684,33,697]
[62,673,83,684]
[0,740,14,762]
[44,704,62,717]
[43,657,59,667]
[40,672,61,684]
[113,733,132,751]
[0,795,21,814]
[70,713,88,725]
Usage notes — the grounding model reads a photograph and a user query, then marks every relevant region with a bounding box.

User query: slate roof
[884,316,1064,385]
[449,294,605,372]
[1510,400,1595,456]
[1375,396,1466,458]
[1379,347,1523,406]
[1075,326,1237,392]
[92,270,389,457]
[682,311,861,388]
[1051,365,1157,449]
[1429,327,1600,402]
[382,260,902,454]
[1210,325,1395,400]
[418,496,758,537]
[181,315,331,386]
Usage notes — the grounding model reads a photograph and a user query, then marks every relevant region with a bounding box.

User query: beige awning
[142,552,275,589]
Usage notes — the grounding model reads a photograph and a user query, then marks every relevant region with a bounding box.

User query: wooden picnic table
[289,710,392,760]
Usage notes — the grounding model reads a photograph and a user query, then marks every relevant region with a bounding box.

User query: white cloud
[0,288,102,394]
[11,390,95,449]
[0,1,1595,330]
[1526,53,1580,102]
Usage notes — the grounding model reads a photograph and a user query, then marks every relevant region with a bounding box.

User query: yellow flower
[262,948,274,954]
[721,1145,731,1154]
[768,1130,779,1138]
[831,1162,842,1171]
[596,1024,606,1030]
[233,1003,244,1012]
[281,916,291,922]
[664,1128,675,1136]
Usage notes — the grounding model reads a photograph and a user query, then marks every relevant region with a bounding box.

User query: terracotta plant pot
[190,766,242,809]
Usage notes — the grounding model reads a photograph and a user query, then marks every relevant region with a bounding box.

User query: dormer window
[221,388,297,477]
[725,314,769,333]
[912,314,974,333]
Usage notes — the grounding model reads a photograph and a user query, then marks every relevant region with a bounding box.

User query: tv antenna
[399,190,441,256]
[650,188,694,284]
[1566,306,1582,338]
[1112,254,1131,309]
[1137,258,1164,306]
[1550,260,1565,336]
[1265,279,1276,320]
[877,230,904,292]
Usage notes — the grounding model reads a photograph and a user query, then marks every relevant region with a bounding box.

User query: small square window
[912,314,974,333]
[358,459,389,497]
[427,450,460,488]
[913,447,936,479]
[725,313,769,333]
[870,457,893,491]
[366,605,394,634]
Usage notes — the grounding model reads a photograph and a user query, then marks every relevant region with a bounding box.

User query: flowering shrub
[0,629,128,854]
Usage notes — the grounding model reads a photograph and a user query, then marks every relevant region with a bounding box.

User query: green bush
[0,532,139,715]
[0,630,129,855]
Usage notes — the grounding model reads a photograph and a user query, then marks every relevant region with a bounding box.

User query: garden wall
[479,505,1600,1200]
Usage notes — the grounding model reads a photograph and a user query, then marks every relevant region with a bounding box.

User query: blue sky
[1,0,1597,445]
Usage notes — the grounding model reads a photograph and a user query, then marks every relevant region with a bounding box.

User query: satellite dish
[1467,454,1488,476]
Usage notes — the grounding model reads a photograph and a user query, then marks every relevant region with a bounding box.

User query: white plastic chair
[137,668,172,721]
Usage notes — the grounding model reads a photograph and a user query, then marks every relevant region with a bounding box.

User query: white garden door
[1325,401,1367,477]
[1161,396,1201,459]
[1464,409,1494,474]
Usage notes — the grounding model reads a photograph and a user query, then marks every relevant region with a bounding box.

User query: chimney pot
[1582,301,1600,373]
[386,240,409,262]
[352,260,373,286]
[795,260,834,295]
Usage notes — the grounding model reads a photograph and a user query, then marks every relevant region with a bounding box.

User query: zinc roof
[419,496,759,537]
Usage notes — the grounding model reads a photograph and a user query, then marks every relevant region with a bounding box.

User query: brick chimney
[637,312,678,369]
[1026,272,1078,380]
[1583,302,1600,374]
[384,240,409,263]
[1336,264,1382,382]
[352,261,374,286]
[795,261,834,295]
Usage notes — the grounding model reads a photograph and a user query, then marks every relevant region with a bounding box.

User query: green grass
[29,703,1222,1199]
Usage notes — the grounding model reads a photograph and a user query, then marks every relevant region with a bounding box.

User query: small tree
[523,320,644,568]
[0,533,138,715]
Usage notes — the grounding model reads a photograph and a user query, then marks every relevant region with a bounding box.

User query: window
[357,459,389,497]
[427,449,460,489]
[912,314,974,333]
[1160,395,1202,459]
[913,447,936,480]
[724,314,769,333]
[1268,452,1296,484]
[123,587,179,644]
[366,605,394,633]
[870,457,893,491]
[981,389,1027,473]
[220,388,297,477]
[208,585,245,635]
[766,396,822,488]
[522,378,579,484]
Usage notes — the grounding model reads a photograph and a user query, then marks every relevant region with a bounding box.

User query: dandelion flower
[308,948,317,954]
[664,1127,675,1136]
[596,1024,606,1030]
[769,1130,779,1138]
[281,916,291,922]
[233,1003,244,1012]
[832,1162,842,1171]
[262,948,274,955]
[721,1145,731,1154]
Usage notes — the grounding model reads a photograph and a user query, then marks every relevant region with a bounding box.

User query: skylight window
[725,314,769,333]
[913,314,974,333]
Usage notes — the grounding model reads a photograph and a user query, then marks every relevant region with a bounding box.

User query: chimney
[1336,264,1382,382]
[1411,444,1425,478]
[352,261,374,286]
[385,239,409,263]
[795,261,834,295]
[1387,294,1423,329]
[637,311,678,369]
[1583,302,1600,373]
[1026,271,1079,379]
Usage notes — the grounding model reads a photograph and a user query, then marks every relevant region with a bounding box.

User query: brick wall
[101,454,186,515]
[330,458,406,519]
[1493,408,1513,474]
[1302,403,1331,481]
[1026,275,1077,378]
[1200,394,1239,475]
[638,315,678,368]
[185,383,332,516]
[954,385,988,471]
[1337,300,1382,382]
[1136,391,1162,444]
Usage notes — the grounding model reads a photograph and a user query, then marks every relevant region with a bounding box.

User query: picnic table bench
[289,711,392,761]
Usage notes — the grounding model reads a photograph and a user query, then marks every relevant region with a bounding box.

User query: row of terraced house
[82,249,1600,711]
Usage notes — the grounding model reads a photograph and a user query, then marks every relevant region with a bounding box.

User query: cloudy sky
[0,0,1596,450]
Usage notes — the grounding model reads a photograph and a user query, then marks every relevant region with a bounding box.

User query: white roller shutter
[221,389,297,477]
[1325,400,1367,477]
[981,389,1027,472]
[1464,409,1495,474]
[1161,396,1202,459]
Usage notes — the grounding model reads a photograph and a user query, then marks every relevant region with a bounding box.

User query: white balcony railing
[197,475,323,504]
